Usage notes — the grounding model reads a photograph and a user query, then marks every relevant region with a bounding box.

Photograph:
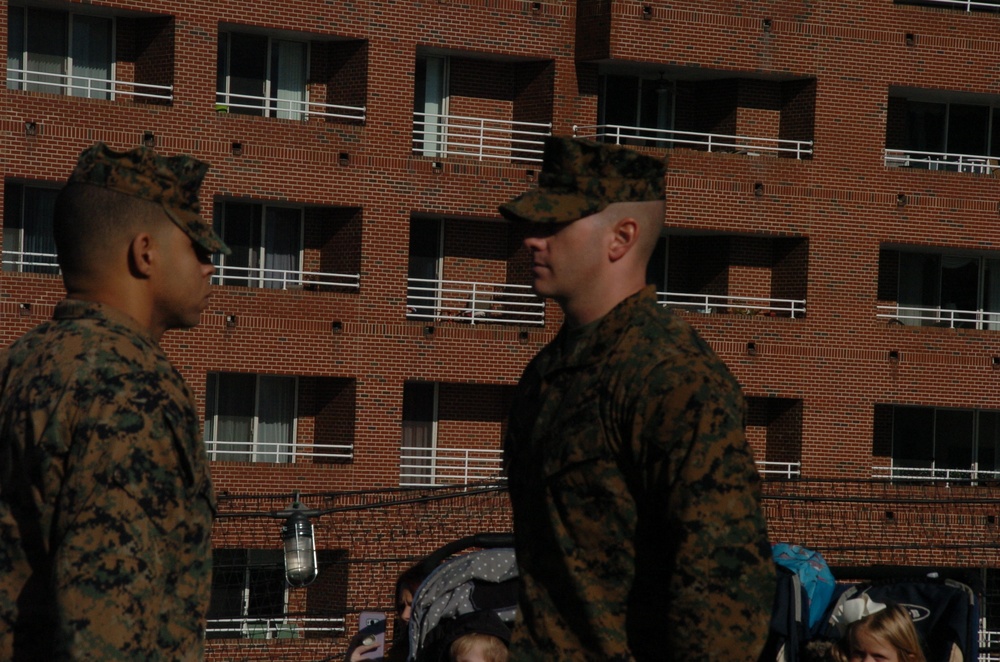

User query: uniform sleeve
[627,362,775,662]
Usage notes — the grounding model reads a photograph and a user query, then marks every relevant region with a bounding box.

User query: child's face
[849,626,903,662]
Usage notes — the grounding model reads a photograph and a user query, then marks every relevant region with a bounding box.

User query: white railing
[413,112,551,163]
[757,461,801,479]
[982,630,1000,662]
[658,290,806,318]
[212,264,360,290]
[898,0,1000,11]
[2,250,60,274]
[215,92,366,122]
[399,446,505,487]
[885,148,997,174]
[574,124,814,159]
[877,304,1000,330]
[206,439,353,463]
[7,67,173,101]
[872,465,1000,482]
[207,616,345,639]
[407,278,545,326]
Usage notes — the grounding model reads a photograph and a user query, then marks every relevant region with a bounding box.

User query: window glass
[897,252,941,325]
[256,376,296,463]
[26,8,68,95]
[71,14,113,99]
[207,549,286,640]
[402,382,436,484]
[206,373,256,462]
[935,409,975,472]
[215,202,262,286]
[227,32,268,115]
[984,259,1000,330]
[263,207,301,289]
[7,6,25,90]
[947,104,990,158]
[905,100,946,156]
[940,255,980,327]
[271,39,306,120]
[892,406,934,467]
[601,75,640,129]
[2,184,59,274]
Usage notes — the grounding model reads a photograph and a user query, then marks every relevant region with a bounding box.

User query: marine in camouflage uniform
[499,137,775,660]
[0,143,229,659]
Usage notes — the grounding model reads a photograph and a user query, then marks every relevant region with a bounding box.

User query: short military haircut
[53,182,167,278]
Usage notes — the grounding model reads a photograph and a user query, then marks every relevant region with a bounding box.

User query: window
[401,382,437,485]
[204,373,298,463]
[598,73,674,147]
[888,91,1000,171]
[213,202,303,289]
[886,405,1000,481]
[414,55,448,156]
[207,549,288,640]
[892,250,1000,329]
[7,6,112,99]
[3,182,59,274]
[217,30,308,119]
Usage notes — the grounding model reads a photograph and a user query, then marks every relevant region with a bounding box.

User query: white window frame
[213,201,305,289]
[216,29,310,120]
[2,182,60,274]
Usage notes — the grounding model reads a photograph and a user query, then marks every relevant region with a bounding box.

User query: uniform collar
[53,299,159,349]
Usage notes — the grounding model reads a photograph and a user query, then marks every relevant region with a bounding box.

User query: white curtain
[272,40,306,120]
[263,207,301,288]
[208,373,255,462]
[256,376,295,463]
[421,56,446,157]
[71,15,112,99]
[23,187,58,273]
[898,252,935,326]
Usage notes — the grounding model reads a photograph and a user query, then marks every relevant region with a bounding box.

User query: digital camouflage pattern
[504,286,775,661]
[498,136,666,225]
[68,142,231,255]
[0,300,216,660]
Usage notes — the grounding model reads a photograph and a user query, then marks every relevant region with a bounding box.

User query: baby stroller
[407,533,518,662]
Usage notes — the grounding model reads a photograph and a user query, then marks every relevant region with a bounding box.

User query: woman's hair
[394,562,429,613]
[449,632,509,662]
[832,604,926,662]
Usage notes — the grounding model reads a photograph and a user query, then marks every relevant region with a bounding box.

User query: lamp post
[277,494,320,587]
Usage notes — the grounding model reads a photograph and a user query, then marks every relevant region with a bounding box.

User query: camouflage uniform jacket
[0,300,216,660]
[504,285,775,661]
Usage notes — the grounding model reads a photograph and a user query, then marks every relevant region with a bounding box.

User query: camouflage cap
[67,142,231,255]
[498,136,665,224]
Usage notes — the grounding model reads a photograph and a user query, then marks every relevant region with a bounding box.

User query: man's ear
[608,217,639,262]
[128,232,155,279]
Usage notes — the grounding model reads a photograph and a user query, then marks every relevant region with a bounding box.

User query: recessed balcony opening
[406,215,545,326]
[650,233,809,318]
[746,397,803,480]
[412,50,554,164]
[576,64,815,160]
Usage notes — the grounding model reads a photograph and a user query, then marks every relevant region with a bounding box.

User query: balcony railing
[757,461,801,479]
[897,0,1000,11]
[872,465,1000,483]
[413,112,551,163]
[877,304,1000,330]
[215,92,366,122]
[574,124,814,159]
[407,278,546,326]
[212,264,360,290]
[885,148,997,173]
[982,631,1000,662]
[207,615,345,639]
[206,439,353,463]
[2,249,60,274]
[399,446,505,487]
[7,67,173,101]
[658,290,806,318]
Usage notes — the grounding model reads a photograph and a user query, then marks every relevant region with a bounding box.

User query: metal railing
[207,615,345,639]
[212,264,360,290]
[885,148,998,174]
[407,278,545,326]
[399,446,505,487]
[206,440,353,463]
[215,91,366,122]
[574,124,814,159]
[897,0,1000,11]
[7,67,173,101]
[658,290,806,318]
[982,630,1000,661]
[413,112,551,163]
[757,461,801,479]
[872,465,1000,483]
[877,304,1000,330]
[2,250,60,274]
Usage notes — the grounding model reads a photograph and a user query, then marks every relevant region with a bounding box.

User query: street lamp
[278,496,319,587]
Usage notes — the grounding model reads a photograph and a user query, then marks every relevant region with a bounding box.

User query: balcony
[205,438,354,463]
[1,249,59,275]
[406,278,545,326]
[207,616,344,640]
[7,68,172,102]
[214,91,365,122]
[576,124,813,159]
[877,304,1000,330]
[658,290,806,317]
[211,265,360,291]
[757,461,802,479]
[872,465,1000,483]
[413,112,549,163]
[896,0,1000,10]
[399,445,505,487]
[884,148,996,174]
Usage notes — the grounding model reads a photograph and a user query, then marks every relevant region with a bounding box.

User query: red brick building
[4,0,1000,659]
